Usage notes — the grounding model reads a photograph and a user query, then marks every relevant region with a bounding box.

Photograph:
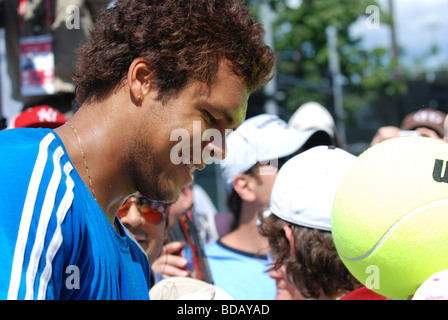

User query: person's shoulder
[0,129,64,190]
[0,128,63,164]
[204,239,234,260]
[0,128,79,224]
[205,239,263,261]
[0,127,54,146]
[204,239,223,254]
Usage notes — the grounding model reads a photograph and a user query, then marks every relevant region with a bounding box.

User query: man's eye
[204,110,217,123]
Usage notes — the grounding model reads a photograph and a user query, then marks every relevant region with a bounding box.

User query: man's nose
[201,131,227,163]
[119,203,143,227]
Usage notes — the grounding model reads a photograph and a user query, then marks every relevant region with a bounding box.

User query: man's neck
[220,208,269,256]
[54,98,135,221]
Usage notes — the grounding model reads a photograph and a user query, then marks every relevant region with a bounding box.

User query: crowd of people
[0,0,447,301]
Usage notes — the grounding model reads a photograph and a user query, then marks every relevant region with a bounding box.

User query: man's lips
[128,228,148,242]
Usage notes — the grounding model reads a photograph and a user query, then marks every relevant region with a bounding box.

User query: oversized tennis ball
[332,137,448,300]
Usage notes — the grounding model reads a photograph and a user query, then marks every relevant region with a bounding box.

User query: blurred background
[1,0,447,212]
[198,0,448,211]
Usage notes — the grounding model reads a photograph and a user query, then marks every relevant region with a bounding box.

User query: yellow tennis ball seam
[338,198,448,261]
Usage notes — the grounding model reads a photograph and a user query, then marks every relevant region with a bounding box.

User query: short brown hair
[258,212,361,299]
[73,0,276,105]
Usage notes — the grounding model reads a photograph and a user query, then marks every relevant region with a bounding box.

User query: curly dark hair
[73,0,276,105]
[258,212,361,299]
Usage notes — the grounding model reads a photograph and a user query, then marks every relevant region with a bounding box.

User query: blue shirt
[205,239,276,300]
[0,128,151,299]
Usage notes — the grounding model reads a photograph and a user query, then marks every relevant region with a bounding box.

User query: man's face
[117,197,168,265]
[249,164,279,208]
[268,264,302,300]
[128,60,248,203]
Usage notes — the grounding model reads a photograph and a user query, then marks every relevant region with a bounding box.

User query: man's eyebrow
[202,102,236,127]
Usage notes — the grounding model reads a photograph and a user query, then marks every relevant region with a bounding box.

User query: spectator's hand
[151,241,190,278]
[370,126,401,146]
[415,127,442,140]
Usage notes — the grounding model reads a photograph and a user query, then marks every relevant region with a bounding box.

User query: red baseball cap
[10,105,68,129]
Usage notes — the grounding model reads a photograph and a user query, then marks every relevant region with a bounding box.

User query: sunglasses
[117,195,169,224]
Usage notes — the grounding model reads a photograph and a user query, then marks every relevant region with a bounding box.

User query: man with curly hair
[0,0,275,299]
[258,146,362,300]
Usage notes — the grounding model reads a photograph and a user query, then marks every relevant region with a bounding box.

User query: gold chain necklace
[66,121,97,200]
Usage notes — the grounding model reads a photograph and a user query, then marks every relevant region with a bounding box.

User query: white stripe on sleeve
[37,162,74,300]
[7,133,56,300]
[25,146,64,300]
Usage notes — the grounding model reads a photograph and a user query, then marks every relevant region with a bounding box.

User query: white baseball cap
[269,145,356,231]
[220,114,324,190]
[413,269,448,300]
[149,277,234,300]
[288,101,336,140]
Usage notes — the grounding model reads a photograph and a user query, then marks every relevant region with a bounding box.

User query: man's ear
[232,174,256,202]
[283,225,296,258]
[127,58,153,104]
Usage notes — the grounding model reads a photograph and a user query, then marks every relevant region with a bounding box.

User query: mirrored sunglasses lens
[142,210,164,224]
[117,198,131,218]
[140,202,167,224]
